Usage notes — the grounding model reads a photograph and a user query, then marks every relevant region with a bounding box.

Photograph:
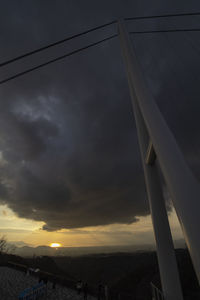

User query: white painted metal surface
[118,20,188,300]
[118,20,200,285]
[151,282,165,300]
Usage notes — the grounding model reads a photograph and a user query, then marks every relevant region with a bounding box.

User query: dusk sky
[0,0,199,247]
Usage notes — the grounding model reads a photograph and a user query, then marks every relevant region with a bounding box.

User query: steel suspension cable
[0,20,117,68]
[0,34,117,85]
[125,11,200,21]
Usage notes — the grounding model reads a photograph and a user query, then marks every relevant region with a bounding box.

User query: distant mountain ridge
[10,239,186,257]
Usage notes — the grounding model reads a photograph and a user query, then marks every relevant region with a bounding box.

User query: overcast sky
[0,0,200,246]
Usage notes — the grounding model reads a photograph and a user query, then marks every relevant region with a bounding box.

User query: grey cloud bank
[0,0,199,231]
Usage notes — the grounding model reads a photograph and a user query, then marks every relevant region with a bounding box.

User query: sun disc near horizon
[50,243,62,248]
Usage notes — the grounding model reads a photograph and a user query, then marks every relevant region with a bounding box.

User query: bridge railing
[18,282,47,300]
[151,282,165,300]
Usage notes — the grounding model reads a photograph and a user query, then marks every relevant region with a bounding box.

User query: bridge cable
[0,20,116,68]
[125,11,200,21]
[130,28,200,34]
[0,34,117,85]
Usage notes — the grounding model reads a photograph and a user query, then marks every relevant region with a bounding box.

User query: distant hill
[53,249,200,300]
[11,240,186,257]
[12,244,153,257]
[14,245,56,257]
[1,248,199,299]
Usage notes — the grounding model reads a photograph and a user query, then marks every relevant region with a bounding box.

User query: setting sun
[50,243,62,248]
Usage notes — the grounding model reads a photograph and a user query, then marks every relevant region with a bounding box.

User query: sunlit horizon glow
[0,205,183,248]
[50,243,62,248]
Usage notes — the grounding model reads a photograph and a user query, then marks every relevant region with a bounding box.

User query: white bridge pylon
[118,20,200,300]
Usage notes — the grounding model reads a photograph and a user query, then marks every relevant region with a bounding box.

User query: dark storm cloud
[0,0,199,231]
